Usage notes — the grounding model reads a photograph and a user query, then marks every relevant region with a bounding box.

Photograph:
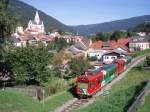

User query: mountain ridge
[9,0,150,36]
[72,15,150,35]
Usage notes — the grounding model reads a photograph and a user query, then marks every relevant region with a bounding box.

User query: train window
[78,82,88,89]
[89,82,95,89]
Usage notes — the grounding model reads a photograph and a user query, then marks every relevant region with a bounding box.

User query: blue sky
[21,0,150,25]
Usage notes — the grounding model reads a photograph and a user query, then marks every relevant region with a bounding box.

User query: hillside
[8,0,73,32]
[72,15,150,35]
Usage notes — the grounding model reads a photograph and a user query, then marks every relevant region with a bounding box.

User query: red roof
[89,38,129,51]
[89,41,102,49]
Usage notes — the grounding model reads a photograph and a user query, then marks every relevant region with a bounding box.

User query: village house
[87,38,129,60]
[68,37,92,56]
[102,49,129,64]
[129,36,150,52]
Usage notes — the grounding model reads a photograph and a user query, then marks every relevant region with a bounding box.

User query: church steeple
[34,11,40,24]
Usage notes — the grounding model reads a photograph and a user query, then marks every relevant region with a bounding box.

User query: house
[11,37,23,47]
[88,38,129,52]
[102,49,129,64]
[87,49,106,60]
[68,46,82,55]
[68,37,92,57]
[129,36,150,52]
[87,38,129,60]
[74,37,92,51]
[137,32,146,37]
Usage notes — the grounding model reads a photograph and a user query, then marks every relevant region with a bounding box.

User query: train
[76,56,132,97]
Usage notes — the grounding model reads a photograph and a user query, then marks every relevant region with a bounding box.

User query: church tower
[26,10,45,34]
[34,11,40,24]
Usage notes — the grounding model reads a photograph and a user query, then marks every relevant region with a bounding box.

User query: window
[89,82,94,88]
[111,57,116,59]
[78,82,88,89]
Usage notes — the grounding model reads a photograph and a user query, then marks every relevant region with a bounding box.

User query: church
[26,11,45,34]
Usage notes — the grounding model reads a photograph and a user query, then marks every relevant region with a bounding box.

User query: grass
[137,92,150,112]
[42,91,74,112]
[0,90,42,112]
[132,49,150,57]
[0,89,74,112]
[74,67,150,112]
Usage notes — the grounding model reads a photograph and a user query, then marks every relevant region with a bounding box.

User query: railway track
[61,99,89,112]
[54,55,146,112]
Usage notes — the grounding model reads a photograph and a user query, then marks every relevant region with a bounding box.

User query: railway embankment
[127,79,150,112]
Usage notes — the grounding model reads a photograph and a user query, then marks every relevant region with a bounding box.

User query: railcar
[77,64,117,97]
[116,58,126,75]
[77,69,103,97]
[76,56,132,97]
[100,64,117,87]
[124,56,132,67]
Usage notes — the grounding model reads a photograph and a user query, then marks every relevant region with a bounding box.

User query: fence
[0,81,56,101]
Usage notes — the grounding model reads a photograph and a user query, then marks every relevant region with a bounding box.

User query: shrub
[146,56,150,66]
[88,56,97,61]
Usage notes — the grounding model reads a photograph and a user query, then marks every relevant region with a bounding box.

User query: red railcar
[116,58,126,75]
[77,70,103,97]
[76,56,132,97]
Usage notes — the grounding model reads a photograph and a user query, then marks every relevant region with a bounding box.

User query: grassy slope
[75,67,150,112]
[132,49,150,58]
[0,91,42,112]
[0,90,74,112]
[43,91,74,112]
[137,93,150,112]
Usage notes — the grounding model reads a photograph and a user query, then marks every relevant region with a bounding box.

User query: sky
[21,0,150,25]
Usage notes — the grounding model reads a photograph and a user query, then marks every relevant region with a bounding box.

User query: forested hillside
[8,0,73,32]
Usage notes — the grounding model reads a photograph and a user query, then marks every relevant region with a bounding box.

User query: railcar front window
[78,82,88,89]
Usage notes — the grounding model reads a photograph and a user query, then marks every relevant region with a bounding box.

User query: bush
[88,56,97,61]
[146,56,150,66]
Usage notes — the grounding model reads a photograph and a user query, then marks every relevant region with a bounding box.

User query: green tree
[69,57,90,77]
[102,32,110,41]
[0,0,16,43]
[0,0,16,80]
[47,38,69,52]
[90,32,110,42]
[127,31,136,37]
[146,56,150,66]
[110,30,127,41]
[131,22,150,33]
[7,45,52,84]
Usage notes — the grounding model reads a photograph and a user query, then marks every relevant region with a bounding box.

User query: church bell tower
[34,11,40,24]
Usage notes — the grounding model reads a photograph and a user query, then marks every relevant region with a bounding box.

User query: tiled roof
[89,41,102,49]
[81,37,91,48]
[129,36,149,43]
[89,38,129,51]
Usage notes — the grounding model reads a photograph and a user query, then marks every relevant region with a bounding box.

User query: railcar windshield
[78,82,88,89]
[87,67,100,74]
